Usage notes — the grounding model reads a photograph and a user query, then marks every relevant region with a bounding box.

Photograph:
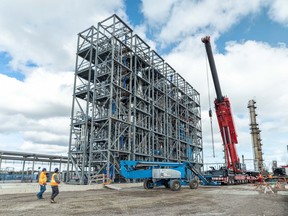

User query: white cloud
[23,130,68,146]
[20,141,68,155]
[0,68,72,150]
[0,68,73,119]
[141,0,263,46]
[0,0,125,72]
[141,0,175,27]
[268,0,288,24]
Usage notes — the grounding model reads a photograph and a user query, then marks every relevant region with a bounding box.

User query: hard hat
[54,168,59,173]
[42,168,47,171]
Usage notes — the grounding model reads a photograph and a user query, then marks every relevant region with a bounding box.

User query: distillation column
[248,100,264,171]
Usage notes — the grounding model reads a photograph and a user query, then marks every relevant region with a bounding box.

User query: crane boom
[201,36,241,173]
[202,36,223,102]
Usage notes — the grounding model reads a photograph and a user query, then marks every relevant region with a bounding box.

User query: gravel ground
[0,184,287,216]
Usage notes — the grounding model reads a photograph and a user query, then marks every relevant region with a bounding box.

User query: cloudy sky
[0,0,287,171]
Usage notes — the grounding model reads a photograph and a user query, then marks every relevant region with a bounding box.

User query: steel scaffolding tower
[67,14,203,184]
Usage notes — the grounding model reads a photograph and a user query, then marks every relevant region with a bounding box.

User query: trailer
[120,160,219,191]
[272,166,288,183]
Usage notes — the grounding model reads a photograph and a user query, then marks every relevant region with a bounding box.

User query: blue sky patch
[0,52,25,81]
[125,0,143,26]
[217,9,288,53]
[25,60,38,68]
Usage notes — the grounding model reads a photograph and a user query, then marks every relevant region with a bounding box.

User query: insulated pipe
[201,36,223,102]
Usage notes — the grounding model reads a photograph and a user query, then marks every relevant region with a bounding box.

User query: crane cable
[205,55,215,158]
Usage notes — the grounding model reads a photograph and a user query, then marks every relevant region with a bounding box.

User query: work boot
[50,199,55,203]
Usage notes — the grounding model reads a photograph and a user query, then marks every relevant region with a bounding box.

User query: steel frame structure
[67,14,203,184]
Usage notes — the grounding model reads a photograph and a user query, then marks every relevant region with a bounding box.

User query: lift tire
[228,179,232,185]
[163,180,170,189]
[189,179,199,189]
[170,179,181,191]
[143,179,154,189]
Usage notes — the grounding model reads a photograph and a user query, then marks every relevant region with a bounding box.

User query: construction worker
[37,168,47,199]
[50,168,60,203]
[258,172,263,183]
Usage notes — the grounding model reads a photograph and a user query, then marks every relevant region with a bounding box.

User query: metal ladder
[188,164,220,186]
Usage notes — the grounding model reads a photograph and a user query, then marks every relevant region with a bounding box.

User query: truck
[271,165,288,183]
[201,36,255,185]
[120,160,220,191]
[273,165,288,176]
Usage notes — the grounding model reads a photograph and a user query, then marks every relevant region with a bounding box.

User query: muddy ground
[0,185,287,216]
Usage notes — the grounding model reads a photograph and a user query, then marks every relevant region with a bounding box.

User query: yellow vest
[38,172,47,185]
[50,173,59,186]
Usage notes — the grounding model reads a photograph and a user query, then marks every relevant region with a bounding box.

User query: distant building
[272,160,277,168]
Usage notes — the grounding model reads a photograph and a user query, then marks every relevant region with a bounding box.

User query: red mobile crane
[202,36,251,184]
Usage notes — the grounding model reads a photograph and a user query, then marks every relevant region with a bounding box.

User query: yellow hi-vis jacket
[38,171,47,185]
[50,173,59,186]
